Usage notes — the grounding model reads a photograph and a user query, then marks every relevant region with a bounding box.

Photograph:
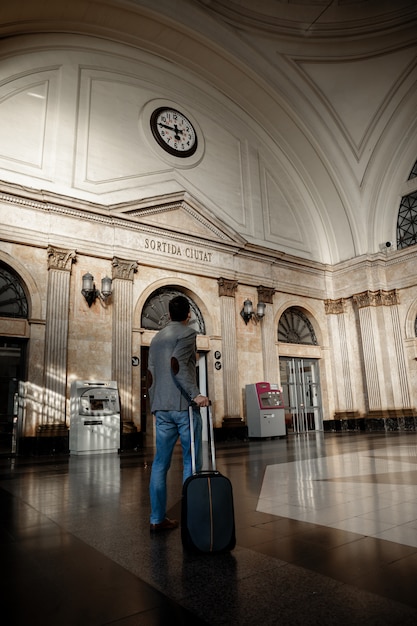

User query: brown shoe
[150,517,179,532]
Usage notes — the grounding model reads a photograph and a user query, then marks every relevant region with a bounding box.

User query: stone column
[390,300,411,409]
[42,246,76,428]
[352,289,411,417]
[325,298,355,417]
[111,257,138,427]
[218,278,241,421]
[353,291,383,411]
[257,286,277,383]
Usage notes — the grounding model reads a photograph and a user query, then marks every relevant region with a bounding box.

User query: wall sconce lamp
[240,299,266,324]
[81,272,112,307]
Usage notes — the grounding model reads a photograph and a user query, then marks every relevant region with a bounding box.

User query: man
[148,295,209,532]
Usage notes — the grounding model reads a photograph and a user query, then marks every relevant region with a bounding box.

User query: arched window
[278,307,317,345]
[408,159,417,181]
[0,264,28,318]
[397,159,417,249]
[141,286,205,334]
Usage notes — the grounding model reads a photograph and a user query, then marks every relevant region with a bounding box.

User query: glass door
[0,339,26,455]
[279,357,323,433]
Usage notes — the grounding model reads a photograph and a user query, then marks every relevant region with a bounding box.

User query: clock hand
[158,122,184,141]
[158,123,176,131]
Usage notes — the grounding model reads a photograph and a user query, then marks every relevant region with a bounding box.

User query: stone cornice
[0,181,325,274]
[0,185,243,254]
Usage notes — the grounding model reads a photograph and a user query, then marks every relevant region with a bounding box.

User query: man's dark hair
[169,295,190,322]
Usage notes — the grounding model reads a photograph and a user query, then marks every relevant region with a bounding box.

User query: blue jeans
[149,409,202,525]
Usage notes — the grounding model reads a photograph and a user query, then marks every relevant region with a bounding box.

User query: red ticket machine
[245,382,286,438]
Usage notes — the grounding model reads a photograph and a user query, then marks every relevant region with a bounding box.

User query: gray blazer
[148,321,201,412]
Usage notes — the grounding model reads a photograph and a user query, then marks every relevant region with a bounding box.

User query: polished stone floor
[1,431,417,625]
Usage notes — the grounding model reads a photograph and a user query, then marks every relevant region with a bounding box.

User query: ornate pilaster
[42,246,76,426]
[325,298,354,412]
[217,278,241,420]
[389,296,411,409]
[111,258,138,425]
[352,289,410,413]
[258,286,277,383]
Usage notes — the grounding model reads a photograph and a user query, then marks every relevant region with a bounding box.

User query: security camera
[379,241,394,252]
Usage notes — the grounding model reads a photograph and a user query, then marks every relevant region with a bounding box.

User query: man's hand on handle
[193,394,210,407]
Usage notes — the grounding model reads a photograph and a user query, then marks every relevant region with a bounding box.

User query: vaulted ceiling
[1,0,417,263]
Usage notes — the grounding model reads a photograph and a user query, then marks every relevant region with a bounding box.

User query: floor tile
[2,432,417,624]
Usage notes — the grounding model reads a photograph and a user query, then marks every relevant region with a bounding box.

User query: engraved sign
[144,237,213,263]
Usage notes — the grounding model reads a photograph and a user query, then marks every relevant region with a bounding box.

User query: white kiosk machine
[245,382,286,438]
[69,381,120,454]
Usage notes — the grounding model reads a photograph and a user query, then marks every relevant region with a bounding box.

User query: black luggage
[181,404,236,553]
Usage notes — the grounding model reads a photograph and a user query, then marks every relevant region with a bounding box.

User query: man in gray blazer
[148,295,209,532]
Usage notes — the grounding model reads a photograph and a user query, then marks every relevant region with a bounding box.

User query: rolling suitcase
[181,404,236,553]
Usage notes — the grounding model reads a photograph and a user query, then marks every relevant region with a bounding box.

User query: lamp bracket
[81,273,112,307]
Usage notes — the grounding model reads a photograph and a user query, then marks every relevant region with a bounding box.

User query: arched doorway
[140,286,206,434]
[278,307,323,433]
[0,264,29,455]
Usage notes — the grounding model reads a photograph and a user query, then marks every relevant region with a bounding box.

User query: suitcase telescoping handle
[189,402,216,474]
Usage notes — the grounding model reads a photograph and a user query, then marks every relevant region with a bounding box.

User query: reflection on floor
[258,440,417,546]
[1,432,417,625]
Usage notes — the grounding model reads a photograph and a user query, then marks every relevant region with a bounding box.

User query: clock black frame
[150,107,198,158]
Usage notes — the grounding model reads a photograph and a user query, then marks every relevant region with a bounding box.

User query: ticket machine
[69,381,121,454]
[245,382,286,438]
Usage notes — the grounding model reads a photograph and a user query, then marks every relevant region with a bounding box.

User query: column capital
[324,298,346,315]
[47,246,76,271]
[353,289,399,308]
[112,257,138,281]
[218,277,238,297]
[257,285,275,305]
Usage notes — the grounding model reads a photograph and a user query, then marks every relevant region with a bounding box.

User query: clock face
[150,108,197,157]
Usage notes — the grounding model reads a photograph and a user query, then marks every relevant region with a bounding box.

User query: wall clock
[150,107,197,157]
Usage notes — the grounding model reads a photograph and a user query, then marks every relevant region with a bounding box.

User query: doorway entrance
[279,357,323,433]
[0,338,27,455]
[140,287,207,437]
